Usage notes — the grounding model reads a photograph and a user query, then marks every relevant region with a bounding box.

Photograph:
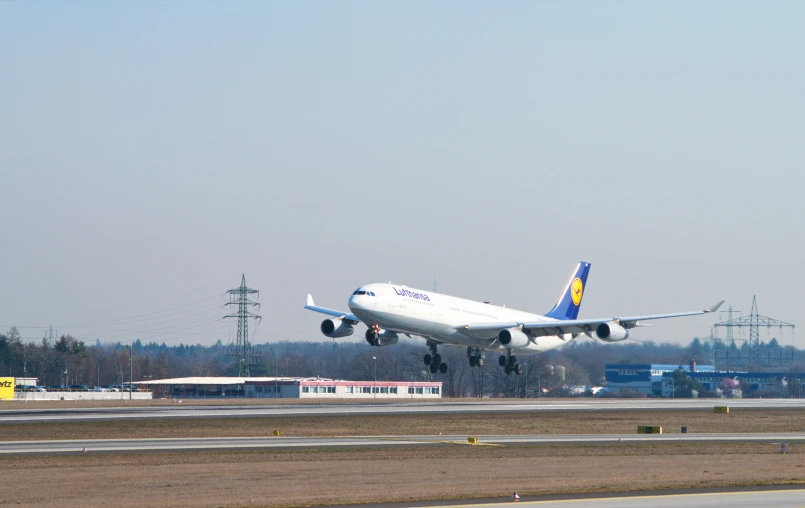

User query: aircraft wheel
[477,357,485,367]
[439,363,448,374]
[515,364,524,375]
[508,355,517,366]
[504,365,513,375]
[469,356,477,367]
[498,356,508,367]
[424,354,432,366]
[430,363,439,374]
[433,353,442,366]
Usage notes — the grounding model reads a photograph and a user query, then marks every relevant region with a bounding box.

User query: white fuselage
[348,283,573,355]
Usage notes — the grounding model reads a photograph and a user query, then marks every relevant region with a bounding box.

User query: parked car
[69,385,90,392]
[91,387,107,392]
[106,386,120,392]
[25,386,47,392]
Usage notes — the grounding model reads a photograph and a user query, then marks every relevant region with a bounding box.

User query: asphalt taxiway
[2,398,805,423]
[382,488,805,508]
[3,432,804,455]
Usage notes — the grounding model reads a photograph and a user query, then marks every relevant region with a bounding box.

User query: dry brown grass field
[3,406,805,506]
[2,409,804,441]
[3,444,804,507]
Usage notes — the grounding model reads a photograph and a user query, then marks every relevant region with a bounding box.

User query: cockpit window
[352,290,367,295]
[367,291,375,296]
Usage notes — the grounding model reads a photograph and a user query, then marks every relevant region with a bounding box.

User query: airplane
[304,262,723,376]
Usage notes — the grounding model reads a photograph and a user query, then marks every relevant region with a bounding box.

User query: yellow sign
[637,426,663,434]
[0,378,14,400]
[571,278,584,305]
[714,406,729,413]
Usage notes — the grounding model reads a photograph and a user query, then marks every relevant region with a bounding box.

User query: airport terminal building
[135,376,442,399]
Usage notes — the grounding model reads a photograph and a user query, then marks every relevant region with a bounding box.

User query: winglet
[306,294,315,307]
[707,300,725,313]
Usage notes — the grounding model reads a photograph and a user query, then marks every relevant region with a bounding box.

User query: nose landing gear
[367,324,381,346]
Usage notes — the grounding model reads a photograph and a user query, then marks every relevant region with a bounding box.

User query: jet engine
[365,328,399,347]
[497,328,530,348]
[320,318,354,338]
[595,321,629,342]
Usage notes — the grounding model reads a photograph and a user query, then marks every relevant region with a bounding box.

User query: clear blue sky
[1,1,802,346]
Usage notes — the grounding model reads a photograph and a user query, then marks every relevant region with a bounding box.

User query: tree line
[1,326,802,397]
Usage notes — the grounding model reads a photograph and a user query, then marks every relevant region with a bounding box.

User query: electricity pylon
[223,274,262,377]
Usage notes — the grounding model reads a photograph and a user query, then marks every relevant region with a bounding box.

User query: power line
[150,325,232,344]
[0,298,226,330]
[0,276,239,317]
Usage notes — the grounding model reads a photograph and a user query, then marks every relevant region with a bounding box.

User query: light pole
[372,356,377,398]
[524,362,528,399]
[273,351,278,399]
[126,344,133,400]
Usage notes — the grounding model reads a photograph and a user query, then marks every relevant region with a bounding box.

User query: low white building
[134,376,442,399]
[245,379,442,399]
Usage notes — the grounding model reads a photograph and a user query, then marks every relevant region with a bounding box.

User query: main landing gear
[499,350,524,376]
[467,347,485,368]
[423,342,448,374]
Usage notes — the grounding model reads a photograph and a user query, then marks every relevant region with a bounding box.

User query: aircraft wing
[304,294,361,325]
[462,300,724,338]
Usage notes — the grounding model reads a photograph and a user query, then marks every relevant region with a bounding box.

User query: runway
[2,398,804,423]
[404,488,805,508]
[3,432,804,455]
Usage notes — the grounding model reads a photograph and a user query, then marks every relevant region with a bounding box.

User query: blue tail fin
[545,262,591,320]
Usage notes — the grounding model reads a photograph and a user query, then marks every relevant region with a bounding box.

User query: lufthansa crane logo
[571,278,583,306]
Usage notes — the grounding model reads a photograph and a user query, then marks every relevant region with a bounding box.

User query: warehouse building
[135,376,442,399]
[605,362,716,396]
